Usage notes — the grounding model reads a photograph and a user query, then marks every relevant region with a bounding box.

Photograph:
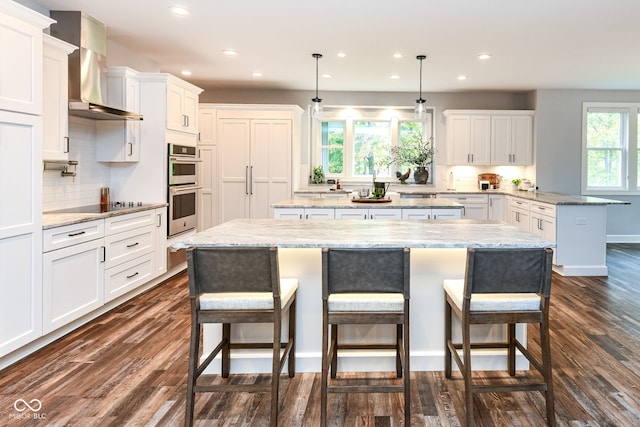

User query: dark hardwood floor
[1,244,640,426]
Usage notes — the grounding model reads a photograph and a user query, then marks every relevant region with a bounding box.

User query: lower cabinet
[273,208,335,219]
[506,197,531,232]
[42,220,105,334]
[529,201,556,243]
[488,195,505,220]
[274,207,461,220]
[402,208,461,220]
[335,208,402,219]
[437,194,488,219]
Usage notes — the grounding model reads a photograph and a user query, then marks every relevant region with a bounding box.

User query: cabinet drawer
[104,224,154,269]
[530,201,556,217]
[509,198,530,210]
[440,193,488,203]
[43,220,105,252]
[104,210,155,235]
[104,252,154,302]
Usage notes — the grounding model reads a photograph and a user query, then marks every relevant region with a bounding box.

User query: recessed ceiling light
[390,74,400,79]
[478,53,492,60]
[393,53,403,59]
[169,5,190,16]
[252,72,263,77]
[181,70,192,76]
[337,52,347,58]
[457,75,467,80]
[222,49,238,56]
[322,73,332,78]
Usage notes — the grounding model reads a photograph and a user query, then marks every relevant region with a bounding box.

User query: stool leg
[404,303,411,425]
[540,313,556,426]
[271,310,282,427]
[185,318,200,427]
[288,295,296,377]
[444,298,452,378]
[462,317,473,427]
[330,324,338,379]
[222,323,231,378]
[396,324,403,378]
[321,302,329,427]
[508,323,516,376]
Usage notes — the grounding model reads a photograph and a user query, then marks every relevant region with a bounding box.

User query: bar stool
[321,247,410,427]
[184,246,297,427]
[444,247,555,427]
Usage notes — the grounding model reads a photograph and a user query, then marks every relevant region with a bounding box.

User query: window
[582,103,639,194]
[313,107,433,183]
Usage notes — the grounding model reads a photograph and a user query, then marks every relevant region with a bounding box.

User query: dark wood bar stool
[321,247,410,427]
[184,246,297,427]
[444,247,555,426]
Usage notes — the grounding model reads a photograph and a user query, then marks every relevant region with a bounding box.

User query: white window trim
[582,102,640,196]
[310,105,435,184]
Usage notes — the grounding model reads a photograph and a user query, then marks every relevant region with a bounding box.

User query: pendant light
[415,55,427,119]
[311,53,323,119]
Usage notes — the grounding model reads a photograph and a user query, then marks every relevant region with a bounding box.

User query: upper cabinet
[42,34,76,161]
[490,114,533,165]
[444,110,534,166]
[96,67,142,162]
[0,1,52,115]
[167,78,200,135]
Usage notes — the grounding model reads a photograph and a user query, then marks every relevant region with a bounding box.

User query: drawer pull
[126,272,139,279]
[126,242,140,248]
[68,231,86,237]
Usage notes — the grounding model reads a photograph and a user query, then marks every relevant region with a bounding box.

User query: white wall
[535,89,640,238]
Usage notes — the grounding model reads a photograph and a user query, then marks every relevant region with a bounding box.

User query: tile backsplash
[42,117,111,211]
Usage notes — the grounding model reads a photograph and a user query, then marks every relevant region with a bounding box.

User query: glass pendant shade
[415,55,427,119]
[312,53,323,120]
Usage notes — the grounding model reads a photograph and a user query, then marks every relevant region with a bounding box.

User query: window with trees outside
[582,103,640,195]
[313,106,434,183]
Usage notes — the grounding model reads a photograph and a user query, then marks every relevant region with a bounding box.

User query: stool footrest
[327,384,405,394]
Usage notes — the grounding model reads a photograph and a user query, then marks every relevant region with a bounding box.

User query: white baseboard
[607,235,640,243]
[553,264,608,276]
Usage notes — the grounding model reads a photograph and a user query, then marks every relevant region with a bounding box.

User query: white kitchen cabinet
[274,208,335,219]
[530,201,556,243]
[488,194,505,221]
[491,114,533,165]
[42,34,75,161]
[218,117,293,221]
[42,220,105,334]
[0,111,43,357]
[444,113,491,165]
[401,208,461,219]
[506,196,531,232]
[335,208,402,220]
[167,80,199,134]
[96,67,141,162]
[197,107,217,230]
[0,2,51,114]
[437,193,488,219]
[154,208,167,277]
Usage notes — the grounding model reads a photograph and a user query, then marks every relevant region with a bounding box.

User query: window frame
[582,102,640,195]
[311,106,435,184]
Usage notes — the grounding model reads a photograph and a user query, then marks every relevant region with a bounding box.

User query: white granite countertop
[42,203,167,229]
[171,219,554,249]
[272,197,463,209]
[295,188,628,206]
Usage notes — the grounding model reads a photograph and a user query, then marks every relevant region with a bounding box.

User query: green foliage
[312,165,324,184]
[386,127,435,168]
[586,111,623,187]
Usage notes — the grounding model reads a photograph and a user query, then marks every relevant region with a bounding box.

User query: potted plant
[511,178,521,191]
[387,130,435,184]
[312,165,324,184]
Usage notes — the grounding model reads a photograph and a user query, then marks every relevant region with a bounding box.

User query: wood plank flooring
[1,244,640,426]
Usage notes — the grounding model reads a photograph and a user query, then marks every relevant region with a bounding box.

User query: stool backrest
[464,247,553,298]
[186,246,280,298]
[322,248,410,298]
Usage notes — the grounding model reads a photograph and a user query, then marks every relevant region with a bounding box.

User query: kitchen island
[173,219,553,374]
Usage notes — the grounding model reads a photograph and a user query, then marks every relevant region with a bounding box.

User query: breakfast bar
[172,219,553,374]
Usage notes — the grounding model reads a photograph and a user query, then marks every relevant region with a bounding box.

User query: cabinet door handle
[101,246,106,263]
[128,142,133,157]
[68,230,86,237]
[64,136,69,153]
[126,242,139,248]
[245,166,249,195]
[250,166,254,194]
[126,271,139,279]
[157,213,162,227]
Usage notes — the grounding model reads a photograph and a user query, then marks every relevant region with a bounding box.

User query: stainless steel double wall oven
[167,144,201,237]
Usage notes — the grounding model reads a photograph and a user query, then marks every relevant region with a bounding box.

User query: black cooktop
[48,203,144,214]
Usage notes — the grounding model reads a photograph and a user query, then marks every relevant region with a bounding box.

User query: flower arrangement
[388,131,435,168]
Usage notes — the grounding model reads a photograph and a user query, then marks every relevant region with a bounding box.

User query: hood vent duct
[49,11,143,121]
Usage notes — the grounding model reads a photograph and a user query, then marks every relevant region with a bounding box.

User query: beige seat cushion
[443,279,541,312]
[199,278,298,310]
[328,293,404,312]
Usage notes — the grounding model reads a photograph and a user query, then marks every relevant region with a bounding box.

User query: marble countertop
[272,197,463,209]
[171,218,554,249]
[295,188,629,206]
[43,203,167,229]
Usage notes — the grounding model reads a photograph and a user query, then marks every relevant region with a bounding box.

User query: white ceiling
[22,0,640,93]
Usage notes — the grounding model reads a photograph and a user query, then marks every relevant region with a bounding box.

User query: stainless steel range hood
[49,11,143,121]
